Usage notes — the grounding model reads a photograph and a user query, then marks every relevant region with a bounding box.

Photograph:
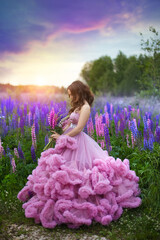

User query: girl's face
[67,89,73,100]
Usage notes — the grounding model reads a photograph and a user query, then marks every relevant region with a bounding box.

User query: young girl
[17,80,141,229]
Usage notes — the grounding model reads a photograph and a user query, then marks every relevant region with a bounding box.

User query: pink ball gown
[17,112,141,229]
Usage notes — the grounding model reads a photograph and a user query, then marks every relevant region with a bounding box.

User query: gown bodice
[69,112,80,128]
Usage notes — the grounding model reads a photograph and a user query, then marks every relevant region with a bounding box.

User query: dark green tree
[140,26,160,94]
[80,56,116,94]
[122,56,141,96]
[114,51,129,95]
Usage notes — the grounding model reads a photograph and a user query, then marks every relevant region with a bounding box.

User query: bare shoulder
[80,103,91,113]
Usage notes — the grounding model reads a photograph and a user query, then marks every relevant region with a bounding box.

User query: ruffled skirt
[17,130,141,229]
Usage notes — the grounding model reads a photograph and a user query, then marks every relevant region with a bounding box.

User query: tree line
[80,27,160,96]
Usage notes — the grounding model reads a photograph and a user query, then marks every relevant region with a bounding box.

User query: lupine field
[0,96,160,240]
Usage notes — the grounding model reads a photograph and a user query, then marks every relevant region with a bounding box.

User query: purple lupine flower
[40,112,45,126]
[12,114,18,129]
[106,102,110,114]
[155,126,160,143]
[143,116,148,130]
[119,112,125,137]
[6,145,10,156]
[18,142,25,160]
[20,114,25,135]
[138,119,141,128]
[9,153,13,165]
[113,114,119,137]
[102,114,106,124]
[104,126,111,152]
[2,149,6,156]
[30,104,36,117]
[124,108,128,119]
[31,145,37,162]
[148,132,154,151]
[17,105,20,116]
[143,138,148,150]
[128,105,132,112]
[31,123,37,150]
[116,105,120,114]
[130,120,138,139]
[34,117,39,136]
[45,134,49,146]
[35,106,40,120]
[24,103,28,116]
[1,100,5,115]
[91,107,96,125]
[156,115,159,126]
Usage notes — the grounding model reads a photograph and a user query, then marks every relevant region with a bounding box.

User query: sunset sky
[0,0,160,87]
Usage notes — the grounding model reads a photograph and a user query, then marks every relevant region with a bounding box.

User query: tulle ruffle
[17,135,141,229]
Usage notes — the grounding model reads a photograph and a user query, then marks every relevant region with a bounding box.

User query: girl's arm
[62,121,71,132]
[64,105,90,137]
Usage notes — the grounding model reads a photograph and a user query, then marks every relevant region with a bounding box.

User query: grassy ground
[0,192,160,240]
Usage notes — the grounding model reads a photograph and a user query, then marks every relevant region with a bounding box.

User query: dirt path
[0,222,109,240]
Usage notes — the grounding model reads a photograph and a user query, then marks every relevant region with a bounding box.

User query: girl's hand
[50,131,60,140]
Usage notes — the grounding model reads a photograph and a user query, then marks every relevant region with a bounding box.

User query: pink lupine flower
[104,105,107,112]
[110,103,113,116]
[0,137,4,158]
[118,121,120,131]
[132,108,135,113]
[128,120,131,130]
[14,148,19,158]
[133,118,137,129]
[87,119,94,137]
[31,123,37,150]
[48,108,58,129]
[28,111,32,126]
[131,132,135,148]
[147,119,151,129]
[137,108,140,118]
[100,140,105,149]
[126,134,130,148]
[11,158,16,173]
[95,114,104,137]
[105,112,109,128]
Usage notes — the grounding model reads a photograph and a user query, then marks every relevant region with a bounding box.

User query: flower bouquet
[43,108,69,151]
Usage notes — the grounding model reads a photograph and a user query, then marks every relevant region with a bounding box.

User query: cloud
[0,67,12,77]
[0,0,149,55]
[0,0,159,59]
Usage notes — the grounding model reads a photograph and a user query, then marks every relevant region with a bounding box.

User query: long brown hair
[67,80,94,114]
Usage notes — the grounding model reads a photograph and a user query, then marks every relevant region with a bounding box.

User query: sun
[35,75,46,86]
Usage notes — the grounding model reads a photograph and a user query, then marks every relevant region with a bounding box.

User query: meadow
[0,95,160,240]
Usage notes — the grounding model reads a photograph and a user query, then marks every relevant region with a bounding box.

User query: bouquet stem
[43,138,55,151]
